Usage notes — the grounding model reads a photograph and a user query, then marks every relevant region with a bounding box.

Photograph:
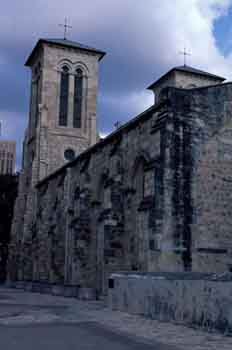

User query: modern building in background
[0,141,16,175]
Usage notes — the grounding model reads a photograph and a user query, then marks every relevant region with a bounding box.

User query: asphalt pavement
[0,287,178,350]
[0,322,178,350]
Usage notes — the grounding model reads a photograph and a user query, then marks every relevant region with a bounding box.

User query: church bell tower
[8,37,105,281]
[24,38,105,180]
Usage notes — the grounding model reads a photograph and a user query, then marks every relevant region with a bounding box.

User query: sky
[1,0,232,169]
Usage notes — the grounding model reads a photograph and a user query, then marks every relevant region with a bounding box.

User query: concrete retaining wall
[108,272,232,334]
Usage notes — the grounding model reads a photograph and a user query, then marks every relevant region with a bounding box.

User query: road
[0,322,178,350]
[0,287,231,349]
[0,287,177,350]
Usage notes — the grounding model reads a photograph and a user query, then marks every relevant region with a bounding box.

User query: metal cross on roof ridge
[179,47,191,66]
[59,18,72,40]
[114,121,121,129]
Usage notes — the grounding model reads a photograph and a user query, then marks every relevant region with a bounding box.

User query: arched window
[134,159,145,200]
[30,63,41,130]
[73,68,83,128]
[35,73,41,128]
[59,66,69,126]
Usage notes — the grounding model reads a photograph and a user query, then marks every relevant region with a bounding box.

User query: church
[8,37,232,298]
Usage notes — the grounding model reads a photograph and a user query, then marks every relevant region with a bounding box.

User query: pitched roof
[147,65,225,90]
[25,38,106,66]
[175,65,225,80]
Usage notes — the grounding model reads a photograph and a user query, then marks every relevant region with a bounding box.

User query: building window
[73,68,83,128]
[35,63,41,128]
[144,170,154,197]
[64,148,75,161]
[133,158,146,200]
[35,76,40,127]
[10,159,13,173]
[59,66,69,126]
[1,159,4,174]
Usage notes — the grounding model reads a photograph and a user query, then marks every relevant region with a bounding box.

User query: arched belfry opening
[59,65,70,127]
[23,38,106,178]
[73,68,84,128]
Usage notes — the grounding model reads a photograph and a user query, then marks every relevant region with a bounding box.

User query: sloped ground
[0,287,231,349]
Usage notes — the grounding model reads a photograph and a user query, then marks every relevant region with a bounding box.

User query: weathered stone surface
[8,39,102,285]
[108,272,232,333]
[8,38,232,298]
[12,81,232,294]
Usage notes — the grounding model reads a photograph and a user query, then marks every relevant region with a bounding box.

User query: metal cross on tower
[59,18,72,40]
[114,121,121,129]
[179,47,191,66]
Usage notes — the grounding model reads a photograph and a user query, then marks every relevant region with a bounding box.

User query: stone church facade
[8,38,232,296]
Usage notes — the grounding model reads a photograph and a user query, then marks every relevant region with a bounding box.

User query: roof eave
[147,67,225,91]
[147,68,175,90]
[25,39,106,67]
[36,101,166,188]
[175,67,225,82]
[25,40,42,67]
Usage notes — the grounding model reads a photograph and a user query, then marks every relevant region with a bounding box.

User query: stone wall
[9,82,232,295]
[164,84,232,273]
[8,40,102,283]
[149,69,223,104]
[33,42,100,178]
[108,272,232,334]
[34,100,167,295]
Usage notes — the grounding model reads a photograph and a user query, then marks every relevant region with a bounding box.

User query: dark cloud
[0,0,231,169]
[0,65,29,113]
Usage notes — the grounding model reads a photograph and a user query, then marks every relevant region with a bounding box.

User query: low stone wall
[4,281,96,300]
[108,272,232,334]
